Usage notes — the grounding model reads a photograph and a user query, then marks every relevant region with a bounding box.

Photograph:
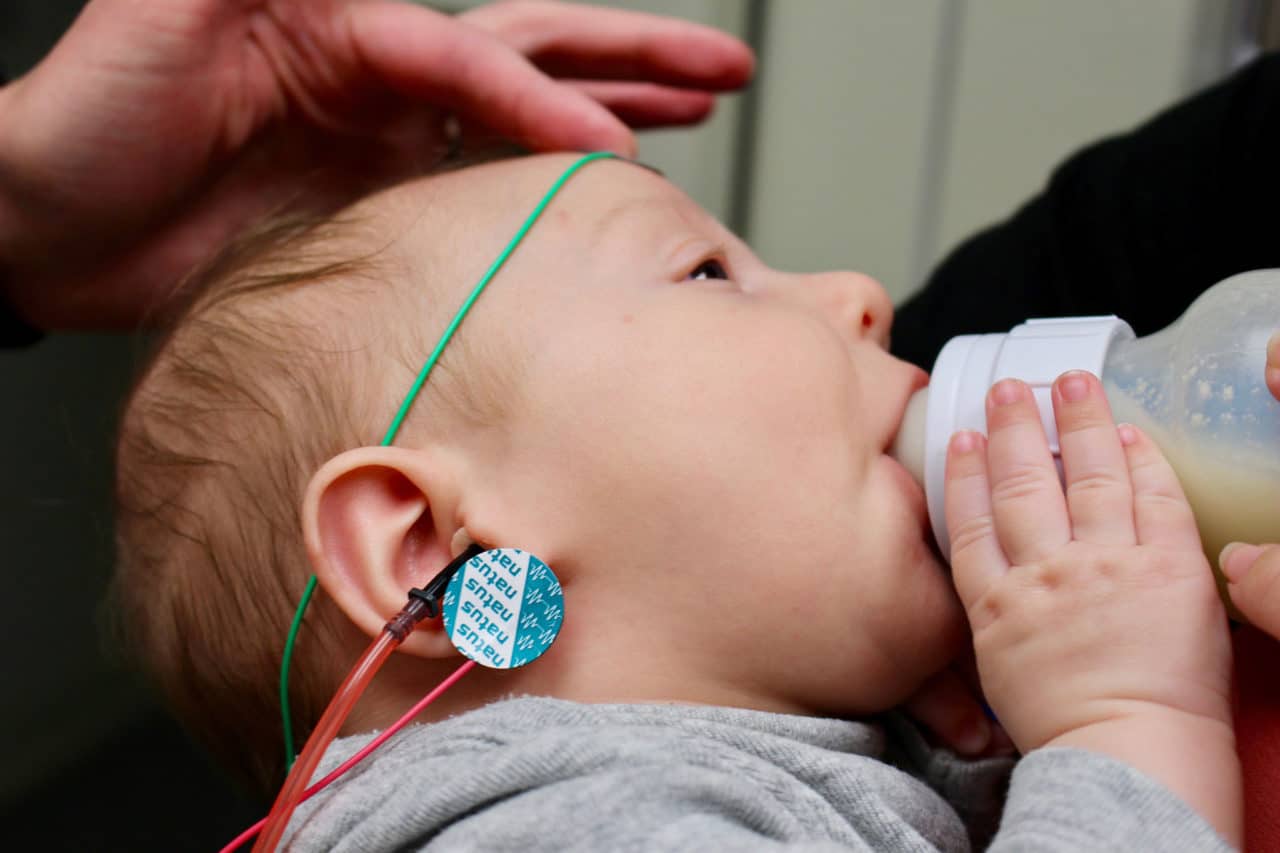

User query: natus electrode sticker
[441,548,563,669]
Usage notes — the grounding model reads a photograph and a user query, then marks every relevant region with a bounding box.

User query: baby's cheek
[866,509,965,670]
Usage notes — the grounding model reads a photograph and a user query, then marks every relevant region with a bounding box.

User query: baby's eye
[686,259,730,282]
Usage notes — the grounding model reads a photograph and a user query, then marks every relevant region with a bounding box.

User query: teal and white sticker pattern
[441,548,563,669]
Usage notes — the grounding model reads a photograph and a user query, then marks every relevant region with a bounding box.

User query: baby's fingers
[1222,543,1280,639]
[985,379,1071,564]
[1055,371,1135,546]
[945,431,1009,608]
[1120,423,1202,552]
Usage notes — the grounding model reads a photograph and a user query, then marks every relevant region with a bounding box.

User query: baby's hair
[112,170,526,795]
[113,211,388,794]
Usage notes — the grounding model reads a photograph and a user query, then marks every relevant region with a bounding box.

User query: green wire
[279,574,317,768]
[278,151,617,770]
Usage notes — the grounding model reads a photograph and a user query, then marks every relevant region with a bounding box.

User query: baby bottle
[892,269,1280,585]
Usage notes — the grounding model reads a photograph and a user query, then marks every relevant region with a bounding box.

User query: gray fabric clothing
[286,697,1233,852]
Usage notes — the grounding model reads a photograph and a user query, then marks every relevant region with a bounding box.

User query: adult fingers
[446,81,713,153]
[1054,371,1136,546]
[569,81,715,128]
[945,430,1010,608]
[1120,423,1202,551]
[345,1,636,156]
[461,0,754,90]
[1222,543,1280,639]
[986,379,1072,564]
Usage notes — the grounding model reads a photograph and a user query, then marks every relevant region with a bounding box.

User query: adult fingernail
[605,125,638,159]
[582,113,636,158]
[1058,370,1092,402]
[1219,542,1263,583]
[990,379,1024,407]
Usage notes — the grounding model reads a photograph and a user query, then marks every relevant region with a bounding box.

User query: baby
[114,153,1239,850]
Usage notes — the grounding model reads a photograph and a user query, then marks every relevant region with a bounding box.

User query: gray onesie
[286,696,1233,851]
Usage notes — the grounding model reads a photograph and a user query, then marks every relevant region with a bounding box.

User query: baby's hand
[944,371,1239,842]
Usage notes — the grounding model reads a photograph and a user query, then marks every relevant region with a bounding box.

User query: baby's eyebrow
[590,196,668,241]
[589,195,703,248]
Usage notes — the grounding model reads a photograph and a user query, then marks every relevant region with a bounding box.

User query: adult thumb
[1221,542,1280,639]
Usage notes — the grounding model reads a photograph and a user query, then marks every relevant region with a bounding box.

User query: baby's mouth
[884,449,947,571]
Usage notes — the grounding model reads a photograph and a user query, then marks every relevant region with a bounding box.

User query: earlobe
[303,446,464,659]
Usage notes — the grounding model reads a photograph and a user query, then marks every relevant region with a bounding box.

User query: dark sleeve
[0,305,42,347]
[0,65,44,348]
[892,52,1280,369]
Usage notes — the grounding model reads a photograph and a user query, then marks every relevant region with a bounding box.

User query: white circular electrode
[441,548,563,669]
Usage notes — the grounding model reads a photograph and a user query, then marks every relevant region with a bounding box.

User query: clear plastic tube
[221,659,477,853]
[253,628,400,852]
[256,545,480,850]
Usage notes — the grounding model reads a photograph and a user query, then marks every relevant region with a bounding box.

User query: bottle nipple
[891,388,929,486]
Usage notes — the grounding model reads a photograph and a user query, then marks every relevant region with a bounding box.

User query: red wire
[219,659,477,853]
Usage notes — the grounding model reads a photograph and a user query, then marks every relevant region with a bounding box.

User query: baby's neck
[341,644,828,739]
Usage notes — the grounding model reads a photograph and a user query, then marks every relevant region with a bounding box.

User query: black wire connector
[383,544,485,641]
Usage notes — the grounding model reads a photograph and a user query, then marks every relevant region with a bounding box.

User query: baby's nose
[801,271,893,347]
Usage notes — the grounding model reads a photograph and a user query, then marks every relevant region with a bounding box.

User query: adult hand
[0,0,753,330]
[1218,331,1280,638]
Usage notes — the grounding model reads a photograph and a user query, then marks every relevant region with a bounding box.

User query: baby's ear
[303,446,464,659]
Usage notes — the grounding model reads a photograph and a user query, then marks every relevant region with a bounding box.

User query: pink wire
[219,659,477,853]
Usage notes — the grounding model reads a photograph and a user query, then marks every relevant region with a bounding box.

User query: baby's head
[115,153,964,795]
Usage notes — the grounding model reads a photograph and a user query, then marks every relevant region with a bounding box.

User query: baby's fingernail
[1058,370,1092,402]
[950,431,979,454]
[1219,542,1263,583]
[954,715,991,756]
[990,379,1024,407]
[1117,423,1140,446]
